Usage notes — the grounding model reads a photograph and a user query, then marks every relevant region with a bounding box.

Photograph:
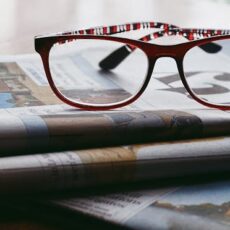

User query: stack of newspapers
[0,53,230,230]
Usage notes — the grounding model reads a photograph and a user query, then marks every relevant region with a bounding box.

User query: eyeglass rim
[35,33,230,110]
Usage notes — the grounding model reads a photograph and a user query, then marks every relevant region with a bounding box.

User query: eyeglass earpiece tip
[200,43,222,54]
[99,46,131,70]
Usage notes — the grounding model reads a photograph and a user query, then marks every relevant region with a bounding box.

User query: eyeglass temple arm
[61,22,178,69]
[62,21,229,48]
[99,28,225,70]
[60,21,228,70]
[71,22,179,35]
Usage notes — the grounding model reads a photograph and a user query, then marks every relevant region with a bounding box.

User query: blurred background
[0,0,230,54]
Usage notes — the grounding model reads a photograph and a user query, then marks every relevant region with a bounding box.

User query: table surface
[1,0,230,229]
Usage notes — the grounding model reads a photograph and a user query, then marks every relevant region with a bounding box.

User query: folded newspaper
[0,50,230,229]
[47,180,230,230]
[0,54,230,155]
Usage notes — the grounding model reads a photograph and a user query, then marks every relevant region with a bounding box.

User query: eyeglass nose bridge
[146,44,186,60]
[146,44,186,80]
[146,44,192,102]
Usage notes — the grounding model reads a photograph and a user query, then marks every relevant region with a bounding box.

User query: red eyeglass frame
[35,22,230,111]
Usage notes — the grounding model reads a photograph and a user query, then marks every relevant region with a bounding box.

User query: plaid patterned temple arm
[63,22,179,36]
[98,28,225,70]
[60,21,230,42]
[61,22,230,70]
[95,22,230,70]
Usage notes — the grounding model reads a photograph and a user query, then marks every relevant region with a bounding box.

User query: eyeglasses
[35,22,230,110]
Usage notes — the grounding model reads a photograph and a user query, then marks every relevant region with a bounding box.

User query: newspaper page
[1,104,230,155]
[0,53,230,155]
[52,181,230,230]
[0,46,229,193]
[0,136,229,193]
[0,36,230,229]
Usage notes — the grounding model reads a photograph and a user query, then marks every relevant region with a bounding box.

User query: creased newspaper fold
[1,105,230,155]
[0,136,229,194]
[0,53,229,194]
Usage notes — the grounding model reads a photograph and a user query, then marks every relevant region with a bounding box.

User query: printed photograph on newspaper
[52,181,230,230]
